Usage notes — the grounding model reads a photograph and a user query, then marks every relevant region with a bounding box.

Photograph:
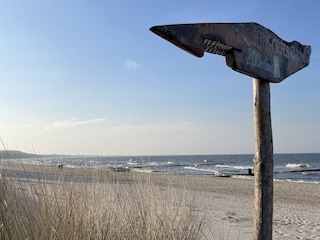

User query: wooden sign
[150,22,311,83]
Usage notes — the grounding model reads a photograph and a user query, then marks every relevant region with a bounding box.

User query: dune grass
[0,164,210,240]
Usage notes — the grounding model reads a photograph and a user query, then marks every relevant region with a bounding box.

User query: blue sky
[0,0,319,155]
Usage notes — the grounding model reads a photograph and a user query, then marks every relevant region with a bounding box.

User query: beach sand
[177,176,320,239]
[1,162,320,239]
[145,174,320,239]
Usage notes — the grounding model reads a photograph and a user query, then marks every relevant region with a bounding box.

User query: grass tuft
[0,164,209,240]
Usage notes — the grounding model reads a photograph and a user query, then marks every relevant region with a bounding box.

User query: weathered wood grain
[252,78,274,240]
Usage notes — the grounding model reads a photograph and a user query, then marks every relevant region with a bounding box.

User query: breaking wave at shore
[2,153,320,183]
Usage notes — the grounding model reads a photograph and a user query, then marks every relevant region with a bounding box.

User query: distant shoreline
[1,150,320,158]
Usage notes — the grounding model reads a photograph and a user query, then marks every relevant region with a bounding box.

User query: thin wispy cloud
[97,25,130,37]
[46,118,106,130]
[123,59,141,70]
[108,121,195,132]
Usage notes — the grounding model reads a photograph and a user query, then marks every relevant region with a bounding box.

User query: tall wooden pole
[252,78,274,240]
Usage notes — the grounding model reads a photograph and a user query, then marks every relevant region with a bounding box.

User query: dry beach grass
[1,162,320,239]
[0,162,211,240]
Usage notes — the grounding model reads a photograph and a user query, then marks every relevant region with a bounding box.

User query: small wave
[286,163,310,168]
[132,168,153,173]
[127,159,138,165]
[149,162,159,166]
[232,175,254,180]
[274,178,320,184]
[184,166,220,175]
[203,159,217,163]
[127,162,138,165]
[215,164,252,170]
[88,160,99,164]
[14,158,46,165]
[63,164,82,169]
[302,171,320,175]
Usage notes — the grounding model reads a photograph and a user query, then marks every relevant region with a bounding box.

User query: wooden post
[252,78,274,240]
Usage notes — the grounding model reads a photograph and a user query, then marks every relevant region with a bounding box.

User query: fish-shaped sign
[150,23,311,83]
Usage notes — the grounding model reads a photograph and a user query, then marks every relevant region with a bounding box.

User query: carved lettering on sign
[253,25,308,65]
[246,48,273,75]
[235,24,311,81]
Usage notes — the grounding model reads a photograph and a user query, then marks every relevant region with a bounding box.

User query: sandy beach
[145,174,320,239]
[1,162,320,239]
[175,176,320,239]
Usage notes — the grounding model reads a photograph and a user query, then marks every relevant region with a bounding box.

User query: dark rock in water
[247,169,254,176]
[219,174,231,178]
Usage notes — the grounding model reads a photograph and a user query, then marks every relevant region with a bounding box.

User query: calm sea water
[10,153,320,184]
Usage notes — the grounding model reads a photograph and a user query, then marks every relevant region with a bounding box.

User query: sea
[7,153,320,184]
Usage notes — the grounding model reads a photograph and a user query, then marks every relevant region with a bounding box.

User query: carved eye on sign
[150,22,311,83]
